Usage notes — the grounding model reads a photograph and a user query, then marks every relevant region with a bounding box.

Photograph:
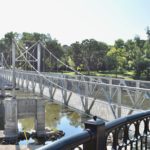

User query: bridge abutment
[4,98,18,138]
[35,100,45,136]
[3,97,46,138]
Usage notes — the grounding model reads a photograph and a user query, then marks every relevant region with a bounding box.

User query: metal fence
[37,111,150,150]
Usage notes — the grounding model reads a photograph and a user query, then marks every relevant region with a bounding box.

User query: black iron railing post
[84,117,105,150]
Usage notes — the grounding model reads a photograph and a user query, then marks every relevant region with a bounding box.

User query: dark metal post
[84,118,105,150]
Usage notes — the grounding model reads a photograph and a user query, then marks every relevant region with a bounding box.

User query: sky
[0,0,150,45]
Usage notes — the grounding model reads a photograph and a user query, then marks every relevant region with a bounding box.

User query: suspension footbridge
[0,39,150,145]
[1,40,149,118]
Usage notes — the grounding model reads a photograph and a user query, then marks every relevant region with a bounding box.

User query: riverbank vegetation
[0,27,150,80]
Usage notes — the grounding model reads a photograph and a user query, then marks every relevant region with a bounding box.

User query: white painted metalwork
[0,40,150,121]
[1,69,150,121]
[12,39,16,98]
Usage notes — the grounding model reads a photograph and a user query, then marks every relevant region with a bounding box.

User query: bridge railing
[37,111,150,150]
[1,69,150,120]
[2,69,150,89]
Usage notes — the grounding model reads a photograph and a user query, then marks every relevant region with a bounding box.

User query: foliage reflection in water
[18,102,90,145]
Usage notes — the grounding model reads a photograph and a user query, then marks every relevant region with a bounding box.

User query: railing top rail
[106,110,150,131]
[19,69,150,84]
[36,111,150,150]
[1,68,150,84]
[36,130,93,150]
[4,69,150,91]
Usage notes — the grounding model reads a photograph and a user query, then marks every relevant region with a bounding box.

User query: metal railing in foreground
[37,111,150,150]
[105,110,150,149]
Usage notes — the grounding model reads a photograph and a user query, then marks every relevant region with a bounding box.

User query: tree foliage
[0,28,150,80]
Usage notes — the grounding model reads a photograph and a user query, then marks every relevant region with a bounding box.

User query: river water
[2,89,90,146]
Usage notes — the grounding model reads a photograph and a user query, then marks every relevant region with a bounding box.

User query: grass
[60,70,135,80]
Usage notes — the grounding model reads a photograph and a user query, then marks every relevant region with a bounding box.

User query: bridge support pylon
[4,98,18,138]
[34,100,45,137]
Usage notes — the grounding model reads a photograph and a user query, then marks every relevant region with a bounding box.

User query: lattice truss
[0,40,150,121]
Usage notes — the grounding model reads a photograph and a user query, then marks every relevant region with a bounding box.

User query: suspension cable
[14,40,68,89]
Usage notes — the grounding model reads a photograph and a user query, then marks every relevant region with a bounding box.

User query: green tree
[45,39,64,71]
[114,39,124,49]
[124,39,135,70]
[69,39,108,74]
[133,36,146,79]
[80,39,108,74]
[1,32,18,66]
[107,46,126,77]
[70,42,83,71]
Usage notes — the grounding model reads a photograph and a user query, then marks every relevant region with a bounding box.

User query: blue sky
[0,0,149,45]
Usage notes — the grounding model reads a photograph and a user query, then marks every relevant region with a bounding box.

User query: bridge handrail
[15,69,150,84]
[2,69,150,92]
[36,130,94,150]
[16,69,150,84]
[36,111,150,150]
[106,110,150,130]
[1,68,150,88]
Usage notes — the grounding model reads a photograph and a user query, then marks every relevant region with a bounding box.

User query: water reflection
[45,103,89,135]
[18,102,90,145]
[18,118,34,131]
[45,103,62,128]
[0,87,90,146]
[45,103,85,129]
